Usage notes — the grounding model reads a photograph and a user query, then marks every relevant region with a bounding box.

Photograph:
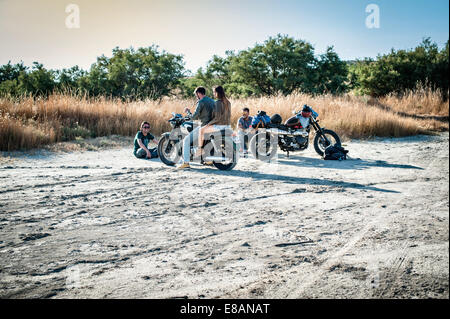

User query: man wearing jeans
[237,107,253,154]
[178,87,214,169]
[134,121,159,159]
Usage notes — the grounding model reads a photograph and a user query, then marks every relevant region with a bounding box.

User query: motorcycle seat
[209,127,233,134]
[204,128,233,140]
[266,123,280,129]
[266,123,289,131]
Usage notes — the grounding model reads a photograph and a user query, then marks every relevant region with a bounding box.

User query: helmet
[257,110,267,116]
[301,105,312,118]
[270,113,282,124]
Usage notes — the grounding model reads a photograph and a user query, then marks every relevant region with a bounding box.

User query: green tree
[432,40,449,97]
[78,56,111,96]
[177,71,208,99]
[0,62,27,97]
[183,35,349,97]
[84,46,185,100]
[315,46,349,94]
[228,35,317,95]
[349,38,449,96]
[17,62,56,97]
[56,66,87,93]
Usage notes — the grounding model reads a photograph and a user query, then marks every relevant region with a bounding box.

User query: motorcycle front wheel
[158,132,182,166]
[313,129,341,156]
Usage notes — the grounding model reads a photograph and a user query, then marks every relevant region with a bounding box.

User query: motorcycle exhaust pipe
[266,128,308,137]
[287,131,309,137]
[204,156,232,162]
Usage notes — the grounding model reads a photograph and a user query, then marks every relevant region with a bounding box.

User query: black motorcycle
[249,105,341,160]
[157,111,239,170]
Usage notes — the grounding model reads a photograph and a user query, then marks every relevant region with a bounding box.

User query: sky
[0,0,448,73]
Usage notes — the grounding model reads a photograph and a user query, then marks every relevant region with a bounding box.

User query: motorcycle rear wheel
[212,136,238,171]
[249,131,278,161]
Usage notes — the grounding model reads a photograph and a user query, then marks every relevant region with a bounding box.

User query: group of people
[133,85,255,169]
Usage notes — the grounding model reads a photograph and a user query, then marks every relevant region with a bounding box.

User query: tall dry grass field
[378,85,449,116]
[0,90,448,151]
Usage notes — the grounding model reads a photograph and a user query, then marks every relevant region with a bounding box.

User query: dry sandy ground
[0,133,448,299]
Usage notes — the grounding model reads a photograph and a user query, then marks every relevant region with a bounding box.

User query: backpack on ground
[324,144,349,160]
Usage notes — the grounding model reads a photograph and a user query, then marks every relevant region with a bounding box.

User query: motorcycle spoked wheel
[249,131,278,161]
[313,129,341,156]
[158,133,182,166]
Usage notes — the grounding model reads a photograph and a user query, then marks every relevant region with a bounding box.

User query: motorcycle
[157,111,239,171]
[249,105,341,160]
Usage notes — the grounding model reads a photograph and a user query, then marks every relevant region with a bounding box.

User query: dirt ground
[0,133,448,299]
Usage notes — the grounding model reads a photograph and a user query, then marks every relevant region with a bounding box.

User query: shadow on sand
[274,154,424,171]
[194,166,400,194]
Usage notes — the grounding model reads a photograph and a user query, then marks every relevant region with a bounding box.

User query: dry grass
[378,85,449,116]
[0,94,182,151]
[0,91,448,151]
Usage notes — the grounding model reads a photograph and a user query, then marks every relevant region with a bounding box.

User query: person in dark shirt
[237,107,253,154]
[178,86,215,169]
[134,121,159,159]
[195,85,232,158]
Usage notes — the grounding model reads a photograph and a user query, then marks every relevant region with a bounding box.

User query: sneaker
[203,161,214,166]
[177,162,191,169]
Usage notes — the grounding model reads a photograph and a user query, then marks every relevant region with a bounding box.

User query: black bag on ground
[324,144,348,160]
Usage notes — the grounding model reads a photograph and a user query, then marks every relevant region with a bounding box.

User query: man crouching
[134,121,159,159]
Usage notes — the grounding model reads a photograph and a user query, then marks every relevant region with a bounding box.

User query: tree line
[0,35,448,100]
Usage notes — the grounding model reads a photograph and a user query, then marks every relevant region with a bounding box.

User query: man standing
[178,87,215,169]
[237,107,253,154]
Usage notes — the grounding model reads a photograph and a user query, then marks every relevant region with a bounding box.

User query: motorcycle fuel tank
[180,122,193,135]
[285,115,310,128]
[285,115,301,127]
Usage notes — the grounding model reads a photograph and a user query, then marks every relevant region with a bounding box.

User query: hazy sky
[0,0,448,73]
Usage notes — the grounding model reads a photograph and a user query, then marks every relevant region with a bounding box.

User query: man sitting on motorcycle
[194,85,232,159]
[178,86,215,169]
